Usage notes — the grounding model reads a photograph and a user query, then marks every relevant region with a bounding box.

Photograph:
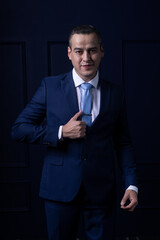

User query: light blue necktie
[81,83,93,126]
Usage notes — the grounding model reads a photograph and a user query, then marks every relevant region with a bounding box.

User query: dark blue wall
[0,1,160,239]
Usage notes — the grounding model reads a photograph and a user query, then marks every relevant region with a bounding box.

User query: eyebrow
[73,47,98,51]
[73,48,83,51]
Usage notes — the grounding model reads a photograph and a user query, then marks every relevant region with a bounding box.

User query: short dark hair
[68,25,102,47]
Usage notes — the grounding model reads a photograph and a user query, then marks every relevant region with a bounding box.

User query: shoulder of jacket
[43,71,71,84]
[101,78,123,90]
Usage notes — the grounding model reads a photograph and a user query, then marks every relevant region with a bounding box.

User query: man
[12,25,138,240]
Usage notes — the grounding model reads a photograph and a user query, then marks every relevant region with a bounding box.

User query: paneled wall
[0,1,160,239]
[0,42,29,167]
[122,40,160,238]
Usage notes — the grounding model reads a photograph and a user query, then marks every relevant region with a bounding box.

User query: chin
[84,72,95,78]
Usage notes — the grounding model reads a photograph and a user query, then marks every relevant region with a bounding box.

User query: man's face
[68,33,104,82]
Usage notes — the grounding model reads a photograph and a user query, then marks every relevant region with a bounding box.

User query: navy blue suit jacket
[11,71,137,205]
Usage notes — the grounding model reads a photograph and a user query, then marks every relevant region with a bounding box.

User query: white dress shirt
[58,68,138,193]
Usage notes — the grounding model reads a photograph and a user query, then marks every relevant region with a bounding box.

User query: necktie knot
[81,83,92,91]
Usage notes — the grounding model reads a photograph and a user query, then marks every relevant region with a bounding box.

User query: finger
[78,125,87,137]
[79,121,87,128]
[81,127,86,135]
[121,204,136,212]
[121,202,133,210]
[79,120,86,125]
[72,110,82,120]
[76,129,86,138]
[121,199,138,211]
[120,195,128,207]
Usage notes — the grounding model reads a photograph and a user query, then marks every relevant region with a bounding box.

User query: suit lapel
[61,71,79,117]
[91,78,111,127]
[99,79,111,114]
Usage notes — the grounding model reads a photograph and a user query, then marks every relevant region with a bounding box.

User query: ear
[100,45,104,58]
[68,46,72,60]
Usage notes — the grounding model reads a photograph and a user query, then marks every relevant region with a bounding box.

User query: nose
[82,51,91,61]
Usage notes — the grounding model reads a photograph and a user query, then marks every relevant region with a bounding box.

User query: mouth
[81,64,94,69]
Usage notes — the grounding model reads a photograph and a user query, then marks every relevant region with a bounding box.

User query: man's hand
[62,111,86,139]
[120,189,138,212]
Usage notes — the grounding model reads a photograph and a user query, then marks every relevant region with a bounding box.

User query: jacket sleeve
[11,79,60,147]
[113,95,138,189]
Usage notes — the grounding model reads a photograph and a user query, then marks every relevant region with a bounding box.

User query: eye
[75,50,82,54]
[90,48,97,53]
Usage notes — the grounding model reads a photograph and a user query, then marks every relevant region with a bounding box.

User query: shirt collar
[72,68,99,89]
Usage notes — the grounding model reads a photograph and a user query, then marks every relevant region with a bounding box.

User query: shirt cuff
[58,125,63,140]
[127,185,138,194]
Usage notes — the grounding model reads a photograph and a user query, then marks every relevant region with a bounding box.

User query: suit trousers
[44,184,116,240]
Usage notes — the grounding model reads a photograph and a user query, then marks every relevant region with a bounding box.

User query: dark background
[0,0,160,239]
